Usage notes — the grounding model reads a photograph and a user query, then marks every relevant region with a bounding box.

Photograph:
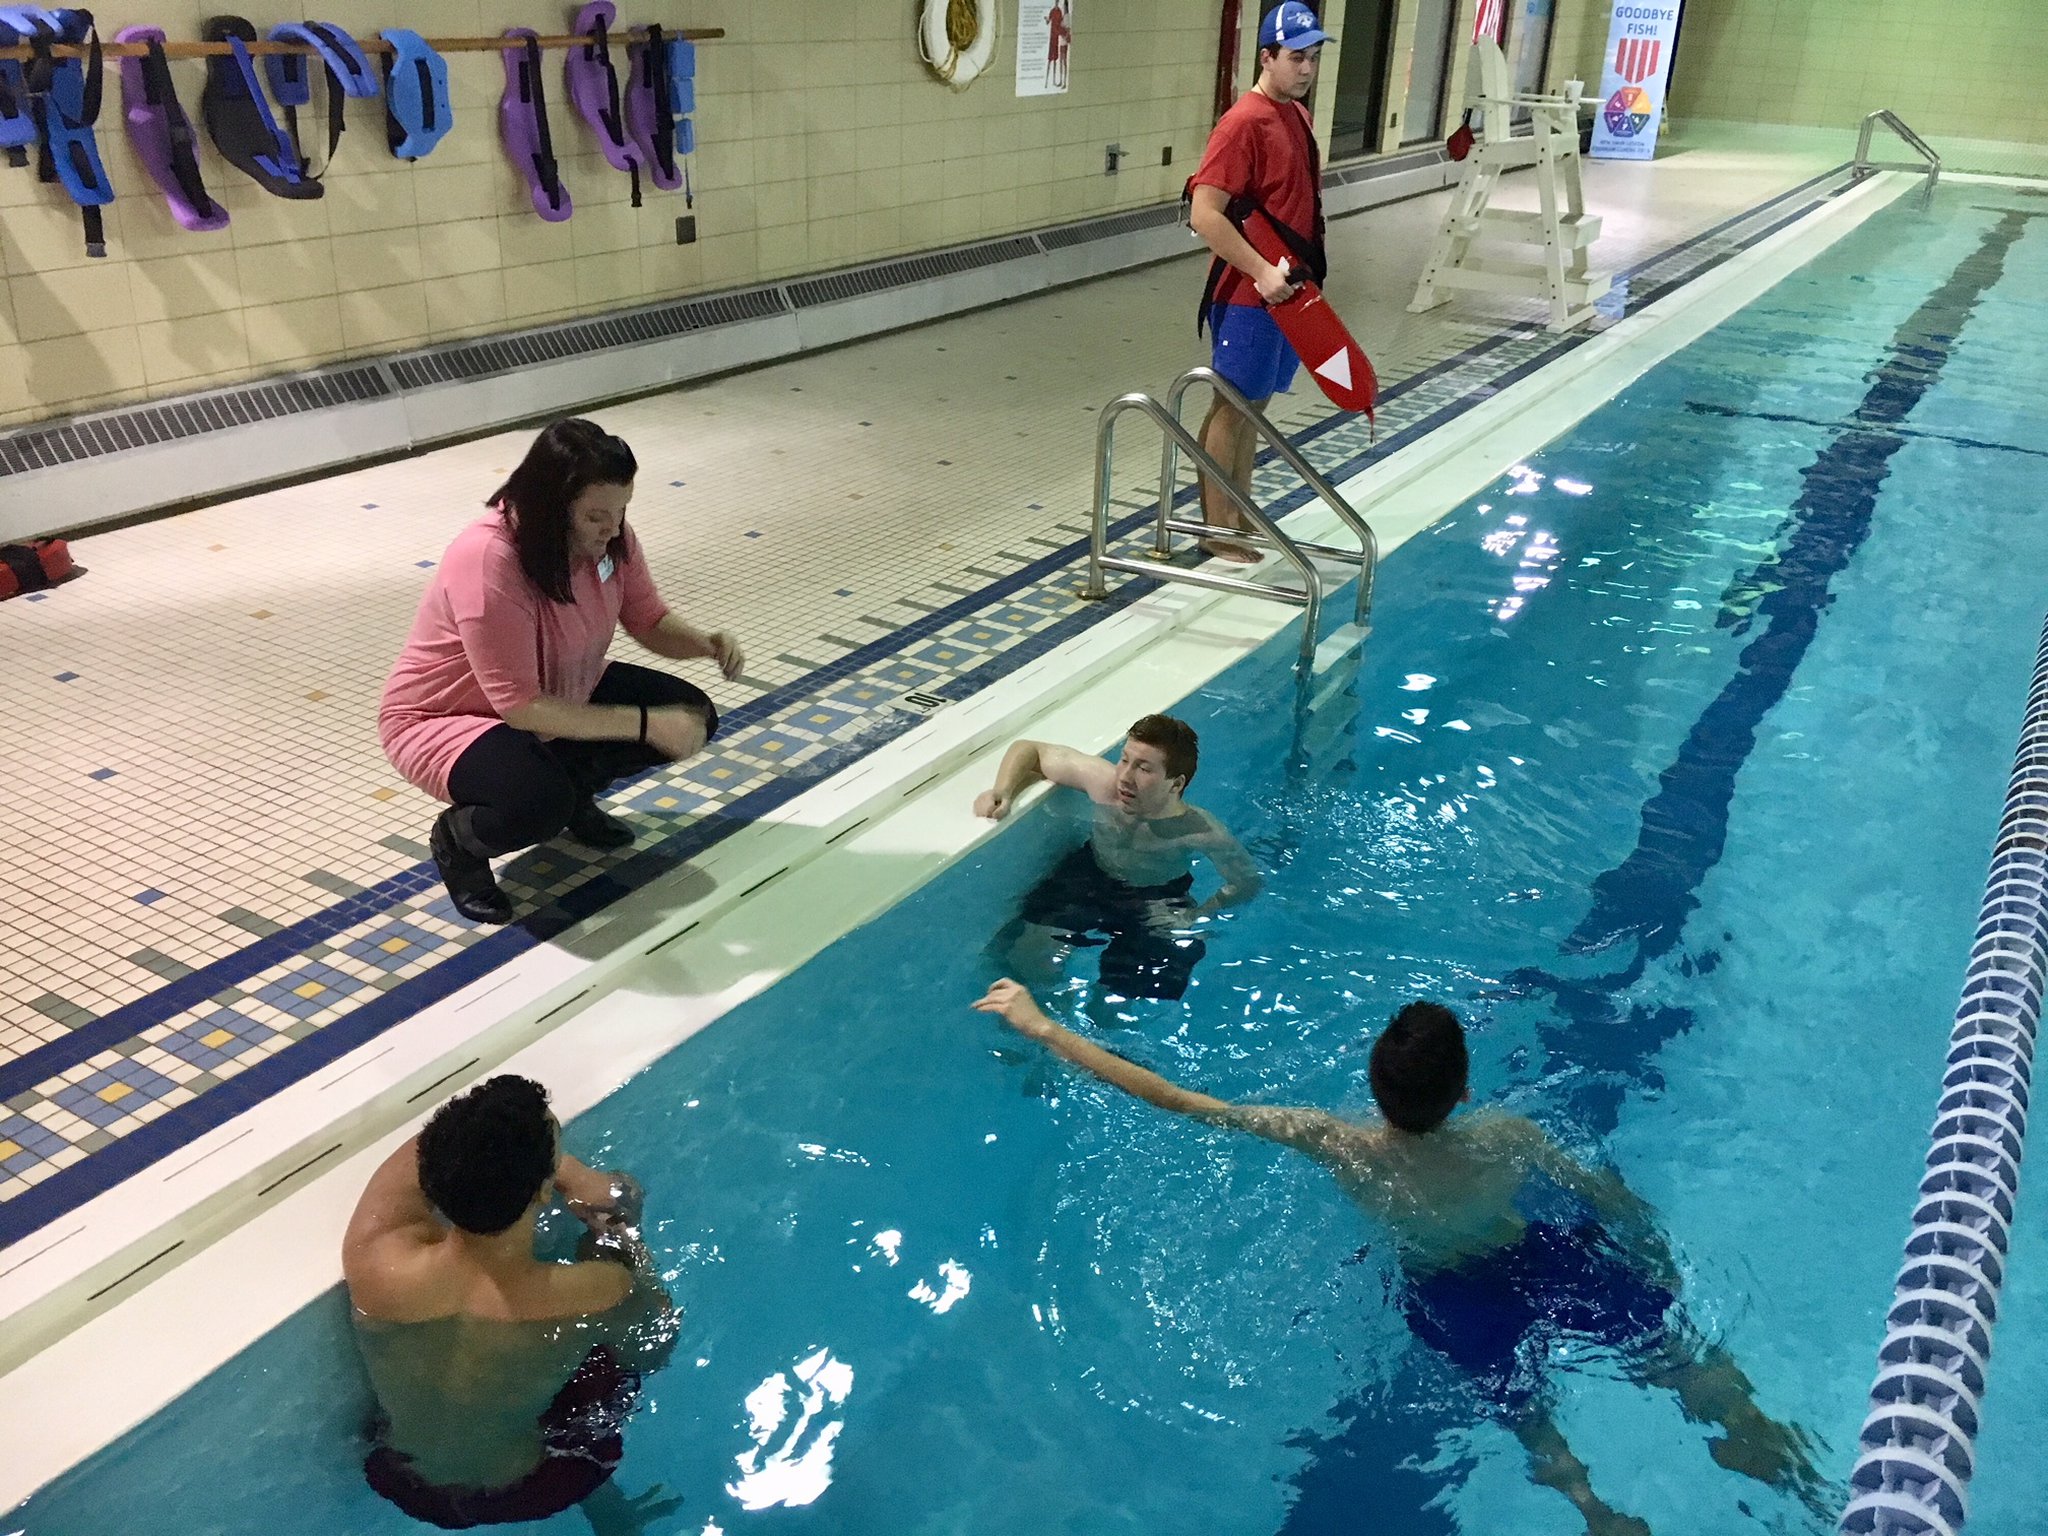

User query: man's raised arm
[974,739,1115,820]
[972,980,1348,1160]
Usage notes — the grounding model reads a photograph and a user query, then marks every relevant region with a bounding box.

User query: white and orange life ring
[919,0,998,89]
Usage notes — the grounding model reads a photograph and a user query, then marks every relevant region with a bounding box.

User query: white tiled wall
[0,0,1231,425]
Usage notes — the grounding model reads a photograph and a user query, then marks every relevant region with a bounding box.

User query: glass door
[1399,0,1459,146]
[1502,0,1555,124]
[1320,0,1398,160]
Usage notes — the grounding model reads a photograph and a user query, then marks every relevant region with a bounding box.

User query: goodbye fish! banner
[1591,1,1681,160]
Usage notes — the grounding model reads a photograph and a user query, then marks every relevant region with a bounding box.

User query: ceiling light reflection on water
[727,1348,856,1511]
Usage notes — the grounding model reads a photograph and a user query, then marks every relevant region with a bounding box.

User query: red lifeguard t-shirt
[1190,90,1320,308]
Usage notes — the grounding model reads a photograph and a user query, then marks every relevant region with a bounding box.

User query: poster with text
[1590,1,1682,160]
[1017,0,1072,96]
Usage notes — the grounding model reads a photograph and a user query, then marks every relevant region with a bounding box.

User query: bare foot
[1199,538,1262,565]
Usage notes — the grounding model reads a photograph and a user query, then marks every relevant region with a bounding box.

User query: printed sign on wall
[1017,0,1072,96]
[1590,1,1682,160]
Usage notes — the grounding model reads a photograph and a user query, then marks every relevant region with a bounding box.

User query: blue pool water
[15,181,2048,1536]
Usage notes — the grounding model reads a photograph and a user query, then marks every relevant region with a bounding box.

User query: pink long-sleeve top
[379,514,670,801]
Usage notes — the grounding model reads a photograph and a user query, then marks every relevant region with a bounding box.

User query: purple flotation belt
[563,0,640,205]
[624,22,687,197]
[115,24,227,231]
[499,28,568,221]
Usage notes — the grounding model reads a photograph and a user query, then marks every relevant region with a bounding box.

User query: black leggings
[446,662,719,856]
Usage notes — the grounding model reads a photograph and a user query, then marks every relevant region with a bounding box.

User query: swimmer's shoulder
[535,1259,636,1319]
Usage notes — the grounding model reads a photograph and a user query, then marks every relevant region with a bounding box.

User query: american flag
[1473,0,1504,43]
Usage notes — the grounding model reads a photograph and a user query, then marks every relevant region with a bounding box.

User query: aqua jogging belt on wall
[625,24,693,206]
[200,13,320,198]
[261,20,375,178]
[380,27,449,160]
[499,28,568,221]
[115,23,227,231]
[0,7,114,256]
[564,0,642,206]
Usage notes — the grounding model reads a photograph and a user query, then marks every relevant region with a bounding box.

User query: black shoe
[430,809,514,925]
[565,799,636,850]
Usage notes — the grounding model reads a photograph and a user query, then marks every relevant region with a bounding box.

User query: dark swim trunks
[365,1347,640,1529]
[1400,1223,1675,1418]
[1018,843,1206,1000]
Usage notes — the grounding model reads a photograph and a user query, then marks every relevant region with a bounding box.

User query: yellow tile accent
[371,788,398,801]
[0,1139,20,1159]
[293,980,326,1000]
[97,1082,134,1104]
[379,937,409,954]
[808,712,833,724]
[655,796,679,809]
[200,1027,234,1048]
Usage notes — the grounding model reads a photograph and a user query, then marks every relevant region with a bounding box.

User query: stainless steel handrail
[1161,366,1378,630]
[1080,391,1325,662]
[1855,109,1940,183]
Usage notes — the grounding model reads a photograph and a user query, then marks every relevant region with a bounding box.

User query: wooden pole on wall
[0,28,725,62]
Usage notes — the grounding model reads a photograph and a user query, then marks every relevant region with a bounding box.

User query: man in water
[972,981,1826,1536]
[343,1074,679,1533]
[975,714,1261,1000]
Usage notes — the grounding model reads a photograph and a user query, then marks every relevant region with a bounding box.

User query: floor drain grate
[897,691,949,715]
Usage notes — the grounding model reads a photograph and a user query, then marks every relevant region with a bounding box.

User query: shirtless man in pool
[343,1074,679,1534]
[972,981,1829,1536]
[974,714,1261,1000]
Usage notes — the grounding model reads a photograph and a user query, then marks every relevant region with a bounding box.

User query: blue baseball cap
[1260,3,1332,50]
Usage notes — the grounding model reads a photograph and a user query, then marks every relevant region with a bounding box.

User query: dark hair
[489,418,638,605]
[1368,1003,1468,1134]
[1126,714,1199,787]
[416,1075,556,1235]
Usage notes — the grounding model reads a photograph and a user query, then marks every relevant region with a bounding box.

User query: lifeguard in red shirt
[1186,2,1330,563]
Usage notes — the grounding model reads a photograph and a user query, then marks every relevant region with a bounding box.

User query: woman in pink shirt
[380,419,742,924]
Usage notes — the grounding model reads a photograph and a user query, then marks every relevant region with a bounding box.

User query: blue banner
[1589,1,1682,160]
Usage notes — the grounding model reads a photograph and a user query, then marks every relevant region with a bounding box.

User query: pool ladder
[1854,109,1941,185]
[1077,366,1377,671]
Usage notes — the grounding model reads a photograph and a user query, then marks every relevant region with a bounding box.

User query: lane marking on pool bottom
[1283,207,2037,1528]
[1518,207,2036,1134]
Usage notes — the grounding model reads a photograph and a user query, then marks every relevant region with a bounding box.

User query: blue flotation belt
[200,13,320,199]
[379,27,450,160]
[261,21,373,176]
[1,7,113,256]
[0,11,37,161]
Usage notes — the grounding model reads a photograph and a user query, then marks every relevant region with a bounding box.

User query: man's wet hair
[1126,714,1199,787]
[417,1074,556,1235]
[1368,1003,1469,1134]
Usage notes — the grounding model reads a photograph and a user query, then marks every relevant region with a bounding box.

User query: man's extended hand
[973,789,1011,820]
[973,978,1055,1039]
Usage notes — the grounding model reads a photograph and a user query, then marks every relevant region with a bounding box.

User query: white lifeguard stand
[1409,39,1610,331]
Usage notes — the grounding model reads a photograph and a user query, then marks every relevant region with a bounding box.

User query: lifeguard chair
[1409,37,1610,331]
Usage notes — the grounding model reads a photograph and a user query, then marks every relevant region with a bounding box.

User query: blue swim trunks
[1401,1222,1675,1418]
[1209,302,1300,401]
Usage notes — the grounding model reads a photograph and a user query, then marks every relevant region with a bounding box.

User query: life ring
[919,0,997,89]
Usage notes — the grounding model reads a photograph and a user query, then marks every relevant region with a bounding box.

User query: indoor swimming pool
[11,179,2048,1535]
